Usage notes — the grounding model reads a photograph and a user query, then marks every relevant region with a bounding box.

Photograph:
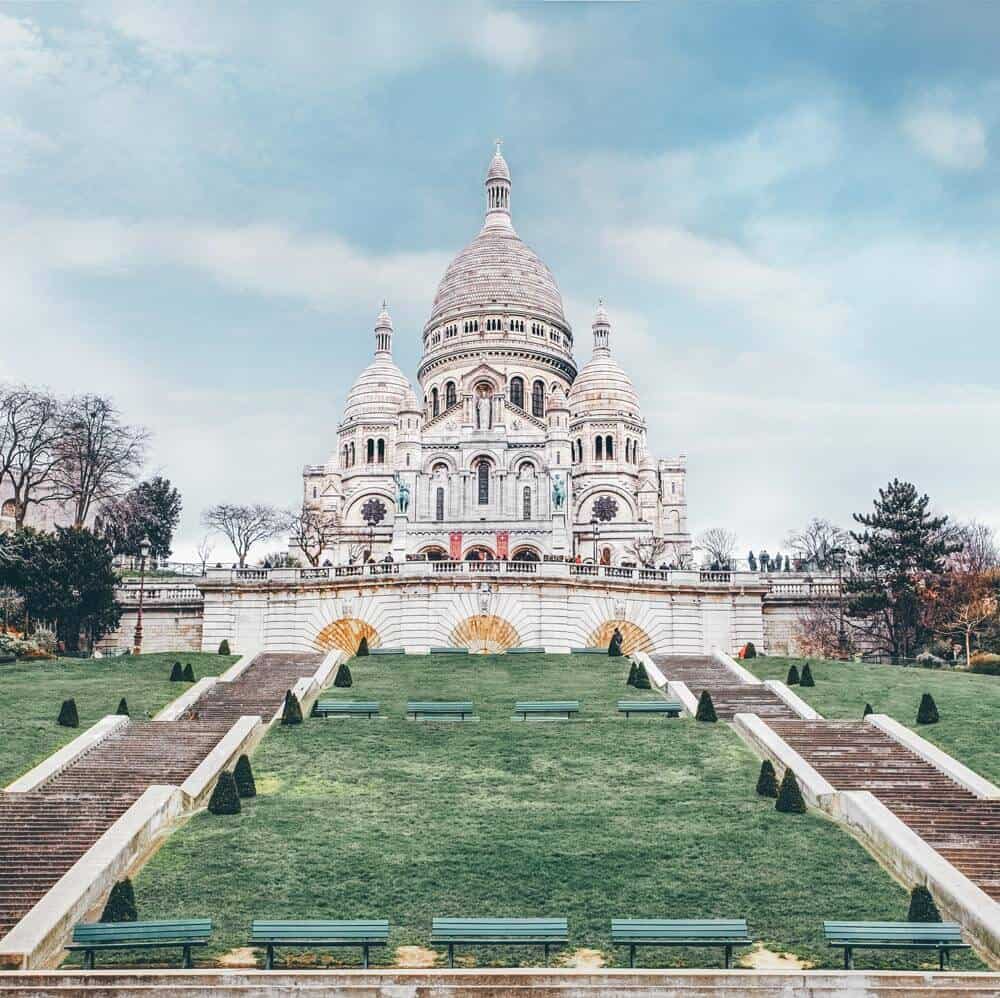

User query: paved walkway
[0,652,321,939]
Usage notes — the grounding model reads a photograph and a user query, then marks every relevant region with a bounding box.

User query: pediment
[461,363,506,392]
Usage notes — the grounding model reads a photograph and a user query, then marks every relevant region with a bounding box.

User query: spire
[592,298,611,355]
[484,139,512,231]
[374,300,393,355]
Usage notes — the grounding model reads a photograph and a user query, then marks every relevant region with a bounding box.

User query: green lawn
[0,652,236,787]
[748,657,1000,786]
[128,653,979,971]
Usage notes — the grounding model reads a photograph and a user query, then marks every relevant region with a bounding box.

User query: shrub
[100,879,137,922]
[233,754,256,798]
[633,663,651,690]
[970,653,1000,676]
[744,641,757,659]
[800,663,815,687]
[916,692,940,725]
[218,639,231,655]
[169,661,183,681]
[357,636,370,656]
[333,663,353,688]
[785,664,800,686]
[182,663,195,682]
[115,697,129,716]
[907,885,942,923]
[207,770,241,815]
[755,759,778,798]
[280,689,303,725]
[775,769,806,813]
[626,661,638,687]
[695,690,717,722]
[863,702,874,718]
[57,699,79,728]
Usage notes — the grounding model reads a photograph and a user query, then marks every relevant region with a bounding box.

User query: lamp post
[830,545,847,656]
[591,517,600,564]
[132,535,152,656]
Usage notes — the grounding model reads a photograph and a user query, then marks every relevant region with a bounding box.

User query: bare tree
[202,503,283,568]
[931,573,999,665]
[950,521,1000,575]
[50,394,149,527]
[626,535,670,568]
[0,385,64,529]
[785,517,851,570]
[195,534,215,575]
[284,506,341,567]
[696,527,738,568]
[793,599,855,659]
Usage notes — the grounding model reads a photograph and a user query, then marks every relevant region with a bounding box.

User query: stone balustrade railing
[115,585,204,604]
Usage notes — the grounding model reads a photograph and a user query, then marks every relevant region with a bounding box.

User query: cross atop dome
[484,140,512,229]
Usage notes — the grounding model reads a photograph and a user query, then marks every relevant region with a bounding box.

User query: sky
[2,0,998,562]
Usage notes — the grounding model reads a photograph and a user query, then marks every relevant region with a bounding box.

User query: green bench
[507,647,545,654]
[824,920,969,970]
[513,701,580,720]
[570,647,606,655]
[311,700,380,719]
[430,917,568,967]
[612,918,752,968]
[428,647,469,655]
[617,700,682,719]
[407,701,475,720]
[67,919,212,969]
[249,919,389,969]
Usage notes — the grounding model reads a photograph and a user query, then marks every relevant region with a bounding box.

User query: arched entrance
[587,620,654,655]
[420,545,448,561]
[451,614,520,653]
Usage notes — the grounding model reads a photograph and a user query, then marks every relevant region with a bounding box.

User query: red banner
[449,531,463,560]
[496,531,509,559]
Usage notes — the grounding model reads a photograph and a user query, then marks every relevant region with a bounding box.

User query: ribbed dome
[342,356,412,425]
[569,354,641,419]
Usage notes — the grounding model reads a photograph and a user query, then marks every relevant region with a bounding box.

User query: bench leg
[724,945,732,969]
[84,950,94,971]
[183,944,192,969]
[940,948,948,971]
[844,947,853,970]
[629,944,636,969]
[544,943,550,965]
[265,944,274,970]
[363,944,369,969]
[448,943,454,968]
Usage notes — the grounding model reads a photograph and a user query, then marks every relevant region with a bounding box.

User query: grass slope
[749,657,1000,786]
[129,653,975,970]
[0,652,236,787]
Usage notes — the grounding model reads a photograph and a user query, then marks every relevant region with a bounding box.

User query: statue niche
[475,384,493,429]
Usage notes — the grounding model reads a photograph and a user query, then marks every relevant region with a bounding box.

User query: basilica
[301,146,691,567]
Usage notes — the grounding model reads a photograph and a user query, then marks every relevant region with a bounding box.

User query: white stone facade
[301,146,690,568]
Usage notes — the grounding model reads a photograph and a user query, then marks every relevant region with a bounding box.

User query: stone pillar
[391,513,408,561]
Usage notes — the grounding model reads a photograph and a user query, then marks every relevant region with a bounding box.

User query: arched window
[509,376,524,409]
[366,438,375,463]
[477,460,490,505]
[595,435,603,460]
[532,380,544,417]
[431,388,439,417]
[445,381,456,409]
[522,486,532,520]
[605,435,614,459]
[377,438,385,463]
[350,442,355,466]
[312,486,317,499]
[435,487,445,522]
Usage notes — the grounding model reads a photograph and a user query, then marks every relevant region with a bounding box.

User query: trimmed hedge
[57,698,79,728]
[633,662,651,690]
[755,759,778,798]
[333,663,353,688]
[775,769,806,814]
[907,885,942,923]
[785,664,800,686]
[281,690,303,726]
[115,697,129,716]
[100,878,137,922]
[207,770,241,815]
[169,661,183,682]
[233,754,256,798]
[626,661,638,687]
[218,639,231,655]
[182,663,195,683]
[916,692,940,725]
[695,690,717,722]
[863,702,874,718]
[800,663,815,687]
[357,636,369,657]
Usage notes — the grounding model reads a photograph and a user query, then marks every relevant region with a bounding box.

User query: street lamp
[591,517,600,564]
[132,535,152,656]
[830,545,847,656]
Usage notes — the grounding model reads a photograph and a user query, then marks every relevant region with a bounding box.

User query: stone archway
[450,615,520,654]
[587,620,653,655]
[314,617,380,655]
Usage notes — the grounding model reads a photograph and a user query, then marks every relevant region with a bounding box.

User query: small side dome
[568,301,642,420]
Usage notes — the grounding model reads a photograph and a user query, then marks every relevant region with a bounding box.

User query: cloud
[0,12,63,84]
[902,105,987,171]
[469,10,544,70]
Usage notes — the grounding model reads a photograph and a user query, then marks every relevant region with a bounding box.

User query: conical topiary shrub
[863,702,874,718]
[775,769,807,813]
[800,663,815,687]
[633,663,651,690]
[755,759,779,798]
[333,662,353,688]
[100,878,137,922]
[356,636,370,657]
[916,693,939,725]
[626,661,638,687]
[207,770,241,814]
[907,885,942,923]
[218,639,231,655]
[744,641,757,659]
[182,663,195,682]
[233,754,256,798]
[695,690,717,722]
[169,661,183,681]
[116,697,129,716]
[280,690,303,726]
[57,699,79,728]
[786,664,800,686]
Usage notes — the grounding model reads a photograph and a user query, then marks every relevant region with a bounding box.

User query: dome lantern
[484,139,512,231]
[592,299,611,356]
[374,300,393,356]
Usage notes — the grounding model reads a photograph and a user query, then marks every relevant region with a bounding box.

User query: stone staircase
[0,652,323,940]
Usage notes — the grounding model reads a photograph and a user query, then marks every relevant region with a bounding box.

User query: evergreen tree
[755,759,778,798]
[846,479,959,661]
[695,690,717,722]
[233,754,257,798]
[633,663,651,690]
[626,661,638,687]
[916,692,940,725]
[218,639,231,655]
[786,664,800,685]
[744,641,757,659]
[800,663,815,687]
[907,885,942,923]
[169,661,183,681]
[333,662,353,688]
[182,663,195,682]
[775,769,807,813]
[280,689,303,725]
[357,635,370,656]
[100,477,182,561]
[100,879,137,922]
[115,697,129,716]
[207,770,241,814]
[57,698,79,727]
[863,702,874,718]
